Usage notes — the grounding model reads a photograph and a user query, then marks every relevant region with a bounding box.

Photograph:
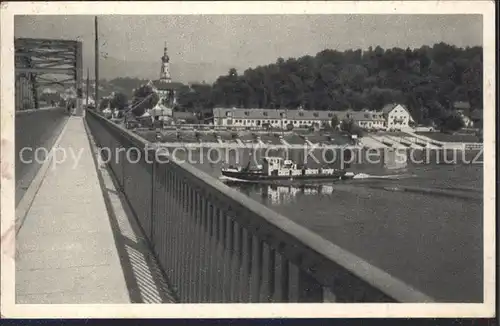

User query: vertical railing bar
[195,190,203,303]
[190,185,198,302]
[202,198,208,302]
[212,205,221,302]
[212,206,219,302]
[171,173,179,299]
[166,168,175,284]
[203,197,211,303]
[232,222,240,303]
[174,175,183,300]
[207,201,215,302]
[218,208,226,302]
[220,211,229,302]
[279,257,290,302]
[166,167,172,285]
[219,208,226,302]
[172,174,180,300]
[183,182,191,303]
[228,218,237,302]
[190,189,197,302]
[183,177,190,302]
[244,230,253,303]
[150,158,156,247]
[239,228,248,303]
[149,153,155,245]
[163,167,170,279]
[179,178,188,302]
[159,165,169,286]
[183,179,188,212]
[252,239,264,302]
[266,247,276,302]
[120,140,125,189]
[186,179,193,302]
[231,221,240,302]
[199,195,207,302]
[201,191,209,303]
[153,162,160,269]
[196,190,205,303]
[213,207,222,302]
[239,227,248,303]
[193,188,204,303]
[236,224,245,302]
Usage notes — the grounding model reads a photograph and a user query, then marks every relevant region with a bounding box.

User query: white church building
[133,42,183,123]
[148,42,183,121]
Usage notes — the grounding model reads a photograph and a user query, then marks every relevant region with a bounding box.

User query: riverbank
[134,128,483,152]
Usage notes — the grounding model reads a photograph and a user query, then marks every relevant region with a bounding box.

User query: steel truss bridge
[14,38,83,111]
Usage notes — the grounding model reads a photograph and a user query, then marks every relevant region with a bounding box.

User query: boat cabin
[262,157,300,176]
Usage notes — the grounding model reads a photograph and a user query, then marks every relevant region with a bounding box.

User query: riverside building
[212,105,414,131]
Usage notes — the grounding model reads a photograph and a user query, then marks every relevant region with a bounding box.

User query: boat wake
[353,173,415,180]
[220,173,415,183]
[219,175,259,183]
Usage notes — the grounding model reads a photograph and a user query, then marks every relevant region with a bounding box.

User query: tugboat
[221,156,356,182]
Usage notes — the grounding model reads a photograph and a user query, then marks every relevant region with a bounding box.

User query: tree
[350,124,364,137]
[107,77,150,97]
[441,112,465,132]
[228,68,238,77]
[340,117,354,132]
[175,43,482,126]
[98,98,110,111]
[331,114,340,129]
[286,122,294,131]
[110,92,128,110]
[130,84,159,117]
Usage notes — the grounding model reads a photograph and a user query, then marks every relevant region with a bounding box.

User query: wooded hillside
[176,42,482,125]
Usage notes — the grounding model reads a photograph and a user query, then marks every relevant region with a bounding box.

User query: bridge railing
[85,109,434,303]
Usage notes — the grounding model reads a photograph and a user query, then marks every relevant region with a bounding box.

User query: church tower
[160,42,171,83]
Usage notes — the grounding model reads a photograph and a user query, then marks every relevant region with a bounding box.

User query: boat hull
[221,170,354,182]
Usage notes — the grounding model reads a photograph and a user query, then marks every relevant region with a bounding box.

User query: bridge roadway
[15,116,175,303]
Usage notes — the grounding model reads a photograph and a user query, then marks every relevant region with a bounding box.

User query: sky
[14,15,483,83]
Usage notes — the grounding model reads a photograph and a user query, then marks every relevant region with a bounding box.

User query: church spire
[160,41,171,83]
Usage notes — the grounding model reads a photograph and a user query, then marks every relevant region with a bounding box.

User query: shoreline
[150,141,483,151]
[130,127,483,151]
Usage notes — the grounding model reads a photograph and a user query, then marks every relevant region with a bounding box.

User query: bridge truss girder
[15,38,83,111]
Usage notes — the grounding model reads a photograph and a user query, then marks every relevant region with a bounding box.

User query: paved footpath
[15,117,131,303]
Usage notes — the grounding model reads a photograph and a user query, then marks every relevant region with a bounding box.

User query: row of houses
[212,104,414,131]
[138,103,414,131]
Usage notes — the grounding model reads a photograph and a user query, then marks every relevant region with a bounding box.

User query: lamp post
[86,67,90,109]
[94,16,99,108]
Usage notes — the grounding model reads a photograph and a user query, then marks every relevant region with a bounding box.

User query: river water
[169,146,483,302]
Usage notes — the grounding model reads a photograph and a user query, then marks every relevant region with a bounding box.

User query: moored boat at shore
[221,156,355,182]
